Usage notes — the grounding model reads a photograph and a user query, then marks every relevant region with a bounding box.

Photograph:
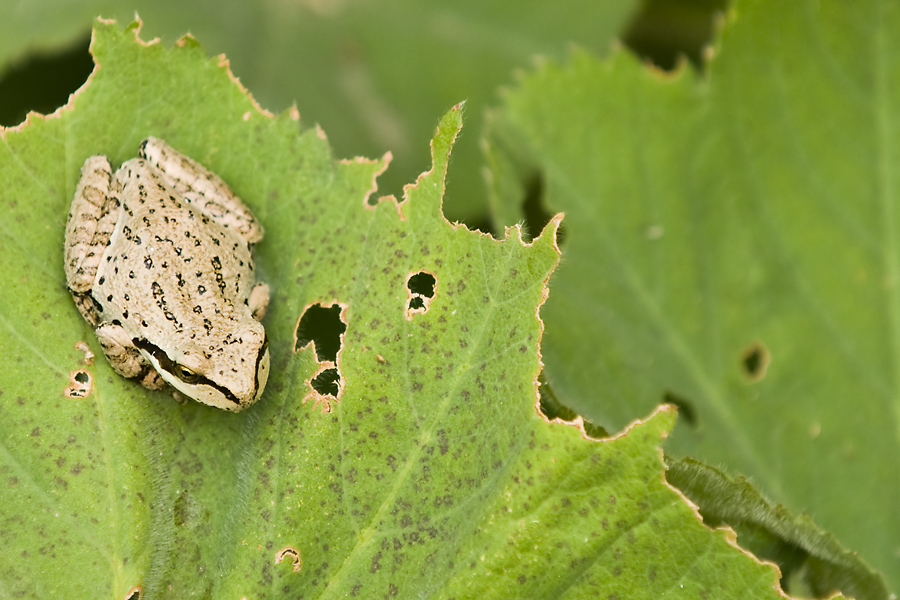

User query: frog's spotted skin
[64,138,270,411]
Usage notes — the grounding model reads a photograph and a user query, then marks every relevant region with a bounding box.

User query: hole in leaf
[295,303,348,411]
[406,271,437,318]
[744,349,761,374]
[311,368,340,396]
[0,33,94,126]
[275,546,303,573]
[521,171,566,245]
[663,391,697,427]
[123,586,142,600]
[407,271,435,298]
[64,369,93,399]
[741,341,770,382]
[294,303,346,362]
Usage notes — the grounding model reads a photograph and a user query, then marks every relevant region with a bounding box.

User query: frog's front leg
[248,282,270,321]
[139,137,264,244]
[64,156,122,325]
[94,322,166,390]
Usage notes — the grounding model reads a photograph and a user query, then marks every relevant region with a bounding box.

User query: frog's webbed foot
[248,282,270,321]
[94,322,165,390]
[138,368,167,391]
[64,156,120,294]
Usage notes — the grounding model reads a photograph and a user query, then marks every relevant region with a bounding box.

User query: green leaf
[1,20,813,598]
[485,0,900,594]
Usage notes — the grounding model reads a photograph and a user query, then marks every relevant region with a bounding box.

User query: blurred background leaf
[0,0,725,227]
[484,0,900,594]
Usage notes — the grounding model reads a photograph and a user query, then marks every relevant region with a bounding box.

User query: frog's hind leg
[95,322,166,390]
[64,156,120,294]
[139,137,264,244]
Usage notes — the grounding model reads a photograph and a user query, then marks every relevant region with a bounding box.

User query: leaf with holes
[0,18,831,600]
[485,0,899,594]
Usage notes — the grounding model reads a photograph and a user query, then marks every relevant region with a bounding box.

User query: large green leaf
[486,0,900,593]
[0,20,806,599]
[0,0,639,225]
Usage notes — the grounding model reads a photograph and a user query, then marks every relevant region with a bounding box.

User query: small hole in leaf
[64,369,93,399]
[123,586,142,600]
[741,341,770,382]
[294,303,346,362]
[663,391,697,427]
[0,33,94,126]
[275,546,303,573]
[406,271,437,318]
[311,368,340,396]
[295,303,348,410]
[744,349,761,373]
[407,272,435,298]
[521,171,566,245]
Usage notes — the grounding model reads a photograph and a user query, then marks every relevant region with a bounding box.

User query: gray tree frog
[64,138,270,411]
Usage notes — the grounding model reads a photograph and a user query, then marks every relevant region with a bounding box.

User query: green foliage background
[0,0,644,227]
[487,3,900,592]
[0,0,895,598]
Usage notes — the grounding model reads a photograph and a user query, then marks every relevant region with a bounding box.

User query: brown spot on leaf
[74,340,94,365]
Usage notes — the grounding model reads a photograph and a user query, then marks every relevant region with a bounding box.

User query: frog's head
[134,321,270,411]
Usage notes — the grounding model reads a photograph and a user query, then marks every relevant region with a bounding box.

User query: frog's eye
[174,364,201,384]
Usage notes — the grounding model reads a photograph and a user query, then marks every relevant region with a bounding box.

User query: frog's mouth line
[133,337,243,405]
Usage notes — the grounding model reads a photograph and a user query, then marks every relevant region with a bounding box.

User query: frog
[64,137,270,411]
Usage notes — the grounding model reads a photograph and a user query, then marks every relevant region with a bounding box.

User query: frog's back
[93,159,257,332]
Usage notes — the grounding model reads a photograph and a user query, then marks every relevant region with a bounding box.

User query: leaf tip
[530,211,564,253]
[432,102,465,166]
